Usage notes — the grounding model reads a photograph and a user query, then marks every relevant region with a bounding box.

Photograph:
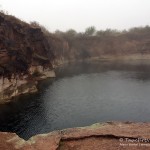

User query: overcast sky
[0,0,150,32]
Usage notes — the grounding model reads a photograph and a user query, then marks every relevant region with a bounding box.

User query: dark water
[0,60,150,140]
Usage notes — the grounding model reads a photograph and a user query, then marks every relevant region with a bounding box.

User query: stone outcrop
[0,122,150,150]
[0,12,55,103]
[0,76,37,103]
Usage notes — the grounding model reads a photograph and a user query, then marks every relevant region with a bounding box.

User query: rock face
[51,28,150,64]
[0,76,37,103]
[0,12,55,103]
[1,12,150,102]
[0,122,150,150]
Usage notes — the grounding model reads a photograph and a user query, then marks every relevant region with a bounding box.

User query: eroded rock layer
[0,122,150,150]
[0,12,55,103]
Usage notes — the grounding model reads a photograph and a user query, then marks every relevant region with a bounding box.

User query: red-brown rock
[0,122,150,150]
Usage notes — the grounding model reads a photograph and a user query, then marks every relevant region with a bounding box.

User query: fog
[0,0,150,32]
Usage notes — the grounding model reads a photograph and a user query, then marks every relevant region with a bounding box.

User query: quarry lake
[0,60,150,139]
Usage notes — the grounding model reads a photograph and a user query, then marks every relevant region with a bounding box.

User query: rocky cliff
[1,12,150,103]
[0,12,55,103]
[53,31,150,63]
[0,122,150,150]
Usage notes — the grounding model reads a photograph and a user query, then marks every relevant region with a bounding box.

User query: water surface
[0,60,150,139]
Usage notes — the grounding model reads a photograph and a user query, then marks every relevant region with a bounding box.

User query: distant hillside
[52,26,150,61]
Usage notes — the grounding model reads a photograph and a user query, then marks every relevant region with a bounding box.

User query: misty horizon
[0,0,150,32]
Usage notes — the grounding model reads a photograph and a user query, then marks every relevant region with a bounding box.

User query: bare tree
[85,26,96,36]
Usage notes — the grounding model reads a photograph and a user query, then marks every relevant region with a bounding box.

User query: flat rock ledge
[0,122,150,150]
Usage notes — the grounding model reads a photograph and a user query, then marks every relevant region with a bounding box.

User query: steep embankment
[0,122,150,150]
[56,34,150,62]
[51,26,150,63]
[0,12,55,103]
[1,12,150,103]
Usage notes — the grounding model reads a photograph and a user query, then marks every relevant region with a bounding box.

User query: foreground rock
[0,122,150,150]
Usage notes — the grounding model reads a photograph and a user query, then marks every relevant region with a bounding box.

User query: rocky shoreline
[0,121,150,150]
[1,55,150,104]
[1,11,150,103]
[0,66,55,104]
[0,12,56,103]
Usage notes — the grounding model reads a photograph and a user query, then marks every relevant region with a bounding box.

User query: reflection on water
[0,60,150,139]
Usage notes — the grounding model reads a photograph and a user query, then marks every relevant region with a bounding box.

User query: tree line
[30,21,150,42]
